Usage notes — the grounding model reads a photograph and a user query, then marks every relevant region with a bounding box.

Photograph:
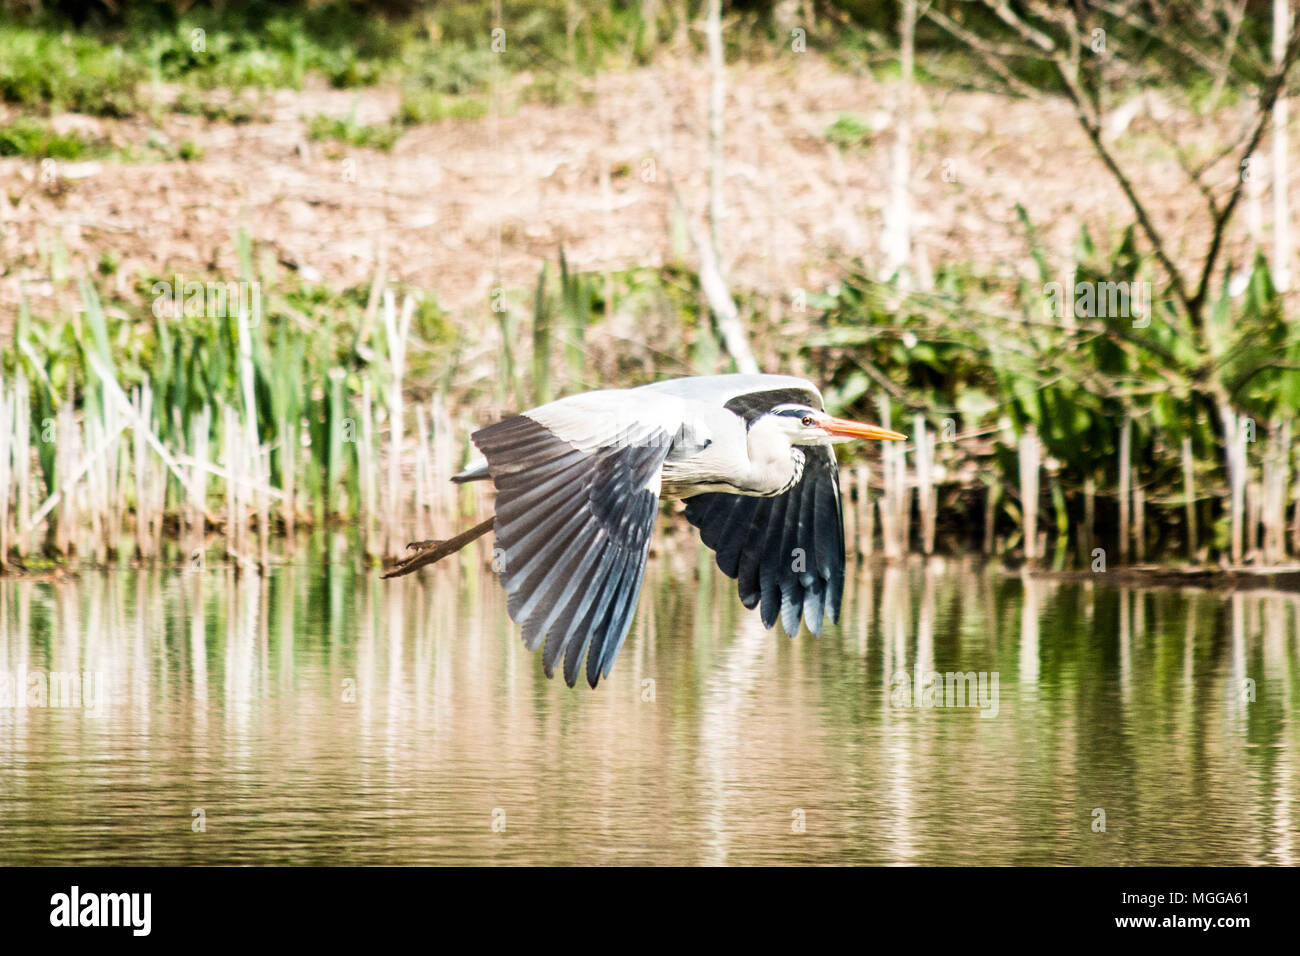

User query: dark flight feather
[472,414,669,687]
[684,444,845,638]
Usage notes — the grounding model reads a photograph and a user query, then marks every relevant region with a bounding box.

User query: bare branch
[923,6,1041,98]
[1190,22,1300,319]
[984,0,1056,53]
[1208,0,1251,108]
[974,1,1193,313]
[1095,1,1227,76]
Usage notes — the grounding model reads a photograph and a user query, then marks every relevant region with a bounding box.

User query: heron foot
[405,539,444,551]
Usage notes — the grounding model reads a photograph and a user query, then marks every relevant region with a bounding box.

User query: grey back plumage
[637,373,824,413]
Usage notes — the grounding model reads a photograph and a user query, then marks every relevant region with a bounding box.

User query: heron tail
[380,516,495,578]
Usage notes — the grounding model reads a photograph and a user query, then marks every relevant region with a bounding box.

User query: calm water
[1,541,1297,865]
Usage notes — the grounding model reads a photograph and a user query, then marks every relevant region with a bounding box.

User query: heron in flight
[383,374,905,687]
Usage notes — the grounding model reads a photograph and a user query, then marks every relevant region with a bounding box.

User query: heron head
[762,403,908,446]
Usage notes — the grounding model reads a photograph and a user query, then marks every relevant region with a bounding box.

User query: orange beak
[819,415,907,442]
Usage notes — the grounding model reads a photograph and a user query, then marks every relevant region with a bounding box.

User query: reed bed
[1,269,471,570]
[5,336,1300,572]
[7,351,1300,572]
[0,237,622,572]
[828,413,1300,570]
[5,234,1300,573]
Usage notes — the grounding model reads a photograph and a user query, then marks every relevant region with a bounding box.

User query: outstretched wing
[473,394,677,687]
[683,444,845,638]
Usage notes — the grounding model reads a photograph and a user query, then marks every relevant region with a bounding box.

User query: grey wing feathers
[472,413,670,687]
[683,444,845,638]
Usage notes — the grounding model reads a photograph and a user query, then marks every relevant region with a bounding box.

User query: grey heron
[383,374,906,687]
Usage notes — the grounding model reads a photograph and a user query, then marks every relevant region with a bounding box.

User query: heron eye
[801,416,814,427]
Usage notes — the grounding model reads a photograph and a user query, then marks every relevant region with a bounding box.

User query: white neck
[741,418,804,496]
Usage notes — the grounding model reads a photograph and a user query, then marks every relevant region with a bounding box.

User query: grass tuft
[306,114,403,151]
[0,117,105,159]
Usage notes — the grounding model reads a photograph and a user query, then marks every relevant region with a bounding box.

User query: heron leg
[381,517,495,578]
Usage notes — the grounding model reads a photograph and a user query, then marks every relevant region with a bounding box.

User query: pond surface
[1,542,1297,865]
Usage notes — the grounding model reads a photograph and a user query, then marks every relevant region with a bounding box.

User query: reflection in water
[0,546,1297,865]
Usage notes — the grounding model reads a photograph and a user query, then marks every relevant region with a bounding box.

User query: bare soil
[0,52,1278,328]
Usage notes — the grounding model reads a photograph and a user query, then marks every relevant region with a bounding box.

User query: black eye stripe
[747,404,819,430]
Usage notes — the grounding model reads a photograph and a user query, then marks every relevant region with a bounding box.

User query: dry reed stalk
[105,397,126,557]
[1292,446,1300,557]
[1262,421,1290,563]
[841,466,858,558]
[882,451,901,556]
[85,416,105,561]
[229,296,271,566]
[915,414,936,555]
[110,396,130,552]
[1220,403,1247,565]
[67,411,89,561]
[878,454,898,558]
[222,404,241,562]
[876,395,903,557]
[1019,428,1040,563]
[1182,437,1197,559]
[414,404,433,543]
[92,414,114,561]
[359,379,377,556]
[1118,415,1132,563]
[1081,476,1096,564]
[282,417,297,540]
[431,395,456,539]
[857,466,873,557]
[190,407,210,539]
[142,439,164,558]
[255,434,271,569]
[154,449,167,550]
[13,375,30,559]
[1246,479,1262,562]
[1133,483,1146,562]
[0,379,13,566]
[383,291,415,555]
[983,480,998,555]
[132,386,151,557]
[895,435,910,553]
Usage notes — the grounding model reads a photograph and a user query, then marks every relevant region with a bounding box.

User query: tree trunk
[699,0,759,374]
[1276,0,1293,291]
[882,0,915,281]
